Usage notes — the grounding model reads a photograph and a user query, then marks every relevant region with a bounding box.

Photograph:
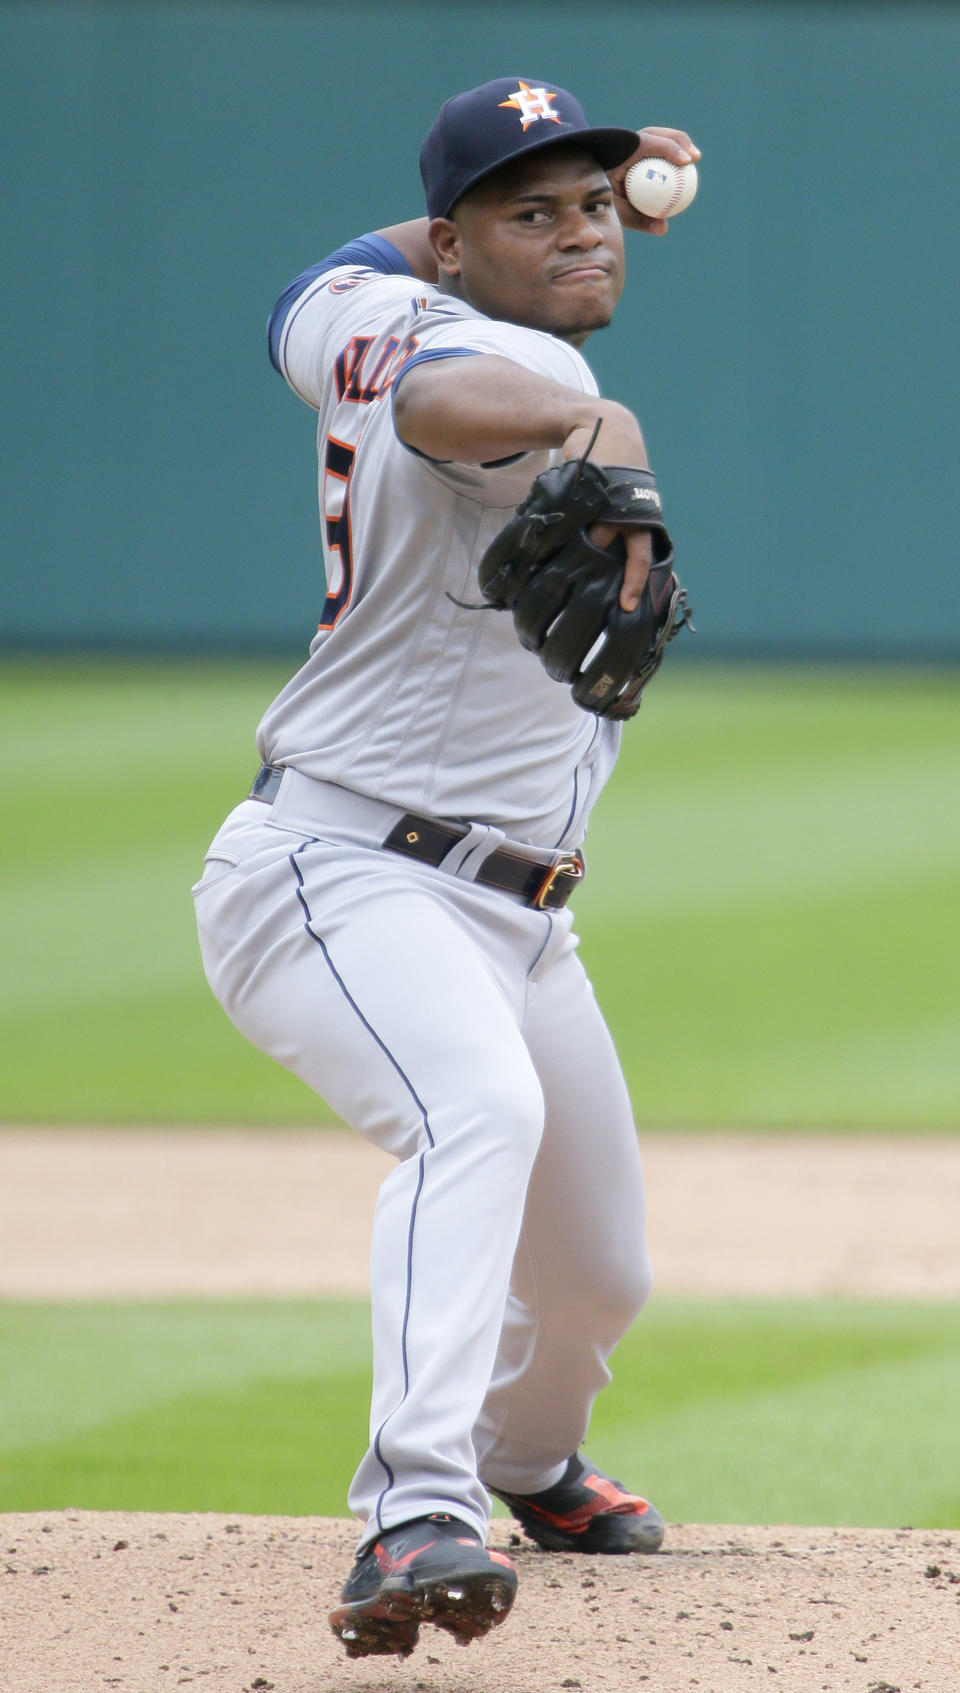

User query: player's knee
[470,1065,545,1173]
[581,1242,653,1337]
[613,1246,654,1325]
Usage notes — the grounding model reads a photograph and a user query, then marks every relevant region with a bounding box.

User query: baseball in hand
[624,157,698,219]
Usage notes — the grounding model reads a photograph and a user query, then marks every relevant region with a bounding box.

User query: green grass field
[3,1298,959,1529]
[2,659,958,1527]
[2,656,958,1126]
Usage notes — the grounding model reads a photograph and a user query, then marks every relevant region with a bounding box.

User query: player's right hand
[607,127,700,236]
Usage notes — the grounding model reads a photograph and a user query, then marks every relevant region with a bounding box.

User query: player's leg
[474,933,653,1498]
[195,827,545,1545]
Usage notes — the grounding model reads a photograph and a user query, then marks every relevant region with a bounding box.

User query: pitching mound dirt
[3,1511,959,1693]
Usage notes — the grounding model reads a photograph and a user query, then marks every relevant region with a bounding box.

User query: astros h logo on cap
[419,76,640,220]
[497,81,562,131]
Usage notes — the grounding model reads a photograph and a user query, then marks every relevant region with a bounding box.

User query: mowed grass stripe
[599,1301,960,1530]
[2,659,958,1125]
[577,751,959,913]
[2,852,204,1011]
[0,1301,370,1452]
[583,872,960,1125]
[2,1300,959,1528]
[0,988,316,1121]
[0,660,288,869]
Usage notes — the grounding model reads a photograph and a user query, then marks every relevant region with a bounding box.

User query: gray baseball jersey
[258,234,621,848]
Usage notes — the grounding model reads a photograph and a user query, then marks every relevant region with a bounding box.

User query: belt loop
[248,763,285,803]
[438,823,506,882]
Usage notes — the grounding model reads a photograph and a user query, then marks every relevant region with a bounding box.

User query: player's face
[435,149,626,345]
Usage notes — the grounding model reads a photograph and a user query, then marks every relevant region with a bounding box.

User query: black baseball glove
[477,454,693,720]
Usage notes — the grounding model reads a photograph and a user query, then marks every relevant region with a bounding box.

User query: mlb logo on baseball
[624,155,699,218]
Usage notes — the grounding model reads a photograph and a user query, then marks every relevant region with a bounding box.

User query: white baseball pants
[193,773,652,1550]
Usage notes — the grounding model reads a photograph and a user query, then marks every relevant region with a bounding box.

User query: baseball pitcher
[193,76,698,1660]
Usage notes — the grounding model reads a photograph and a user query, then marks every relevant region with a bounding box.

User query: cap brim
[443,124,641,217]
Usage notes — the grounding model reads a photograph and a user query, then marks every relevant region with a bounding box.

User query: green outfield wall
[2,1,958,656]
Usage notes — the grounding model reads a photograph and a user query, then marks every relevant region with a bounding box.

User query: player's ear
[428,217,461,277]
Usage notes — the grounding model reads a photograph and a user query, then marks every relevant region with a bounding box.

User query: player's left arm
[393,357,655,612]
[375,125,700,275]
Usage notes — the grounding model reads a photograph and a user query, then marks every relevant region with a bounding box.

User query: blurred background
[1,0,958,1528]
[4,0,959,655]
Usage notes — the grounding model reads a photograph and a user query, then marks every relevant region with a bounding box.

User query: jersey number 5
[320,434,356,629]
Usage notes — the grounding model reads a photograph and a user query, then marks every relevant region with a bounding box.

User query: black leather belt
[248,765,585,912]
[382,815,585,911]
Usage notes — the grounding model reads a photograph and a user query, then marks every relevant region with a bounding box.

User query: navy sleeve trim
[390,346,527,469]
[392,345,481,384]
[322,233,410,277]
[267,233,412,373]
[390,347,483,460]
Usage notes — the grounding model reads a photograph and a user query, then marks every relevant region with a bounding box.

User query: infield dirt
[3,1127,960,1300]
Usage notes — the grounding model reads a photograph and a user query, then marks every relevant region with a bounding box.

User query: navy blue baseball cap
[420,77,640,219]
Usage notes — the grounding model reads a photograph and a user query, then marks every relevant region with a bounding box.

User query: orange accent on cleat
[375,1537,438,1573]
[584,1474,652,1515]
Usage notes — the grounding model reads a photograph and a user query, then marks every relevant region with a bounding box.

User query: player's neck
[435,273,593,347]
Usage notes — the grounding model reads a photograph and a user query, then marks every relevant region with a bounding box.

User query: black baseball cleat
[490,1453,665,1554]
[328,1512,518,1659]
